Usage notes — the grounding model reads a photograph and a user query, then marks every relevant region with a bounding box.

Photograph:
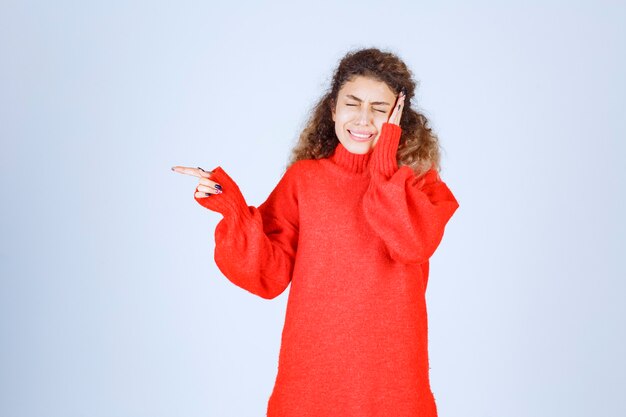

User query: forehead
[339,76,395,100]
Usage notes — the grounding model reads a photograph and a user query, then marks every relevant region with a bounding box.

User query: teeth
[350,130,373,138]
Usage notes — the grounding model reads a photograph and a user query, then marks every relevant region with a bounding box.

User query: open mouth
[348,130,375,142]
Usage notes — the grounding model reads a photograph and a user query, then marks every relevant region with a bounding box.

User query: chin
[344,141,372,155]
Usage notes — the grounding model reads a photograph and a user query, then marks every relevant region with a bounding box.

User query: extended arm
[194,166,299,299]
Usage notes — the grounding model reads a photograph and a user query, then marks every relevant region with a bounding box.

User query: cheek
[373,114,388,129]
[333,109,351,125]
[333,115,343,135]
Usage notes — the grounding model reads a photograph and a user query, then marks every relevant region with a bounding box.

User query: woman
[172,47,459,416]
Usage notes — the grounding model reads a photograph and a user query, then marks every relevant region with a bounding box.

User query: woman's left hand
[387,89,406,126]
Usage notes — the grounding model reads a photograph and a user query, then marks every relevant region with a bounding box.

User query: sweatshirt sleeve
[194,165,299,299]
[363,123,460,265]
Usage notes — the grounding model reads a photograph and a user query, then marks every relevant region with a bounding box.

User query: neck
[330,142,372,174]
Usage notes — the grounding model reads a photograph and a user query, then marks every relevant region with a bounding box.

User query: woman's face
[331,76,397,155]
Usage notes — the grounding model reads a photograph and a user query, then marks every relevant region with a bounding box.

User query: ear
[330,100,336,122]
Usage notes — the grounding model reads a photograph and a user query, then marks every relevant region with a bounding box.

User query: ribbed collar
[329,142,372,174]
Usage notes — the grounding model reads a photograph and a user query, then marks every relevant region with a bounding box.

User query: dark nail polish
[205,192,210,196]
[401,87,407,96]
[214,184,222,191]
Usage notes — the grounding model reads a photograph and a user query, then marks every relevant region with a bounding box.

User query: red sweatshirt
[194,122,459,417]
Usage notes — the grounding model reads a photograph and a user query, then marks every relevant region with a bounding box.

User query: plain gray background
[2,1,624,416]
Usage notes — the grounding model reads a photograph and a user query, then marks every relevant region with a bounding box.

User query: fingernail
[205,192,210,196]
[401,87,407,96]
[214,184,222,191]
[171,167,175,171]
[197,166,206,172]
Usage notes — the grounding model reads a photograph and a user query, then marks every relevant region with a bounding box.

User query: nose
[355,106,373,126]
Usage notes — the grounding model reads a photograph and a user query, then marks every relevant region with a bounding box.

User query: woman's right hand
[171,165,223,198]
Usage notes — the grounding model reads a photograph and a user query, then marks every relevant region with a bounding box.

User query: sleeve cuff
[194,166,254,222]
[368,122,402,179]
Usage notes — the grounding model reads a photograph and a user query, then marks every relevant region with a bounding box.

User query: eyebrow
[345,94,391,106]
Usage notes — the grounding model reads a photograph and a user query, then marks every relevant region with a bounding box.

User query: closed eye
[346,103,387,113]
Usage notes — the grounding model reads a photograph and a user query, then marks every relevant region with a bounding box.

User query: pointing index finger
[171,166,213,178]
